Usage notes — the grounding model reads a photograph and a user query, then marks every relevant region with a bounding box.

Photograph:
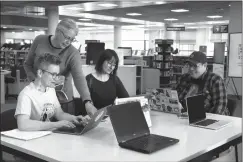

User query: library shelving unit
[0,50,29,69]
[153,39,174,88]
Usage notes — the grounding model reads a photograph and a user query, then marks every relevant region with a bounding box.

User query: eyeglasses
[41,69,59,79]
[59,30,77,43]
[185,63,200,69]
[107,61,116,68]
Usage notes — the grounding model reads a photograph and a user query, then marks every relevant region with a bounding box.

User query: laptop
[53,107,107,135]
[186,94,230,130]
[108,102,179,154]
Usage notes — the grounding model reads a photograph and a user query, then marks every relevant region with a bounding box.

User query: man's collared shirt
[175,70,230,115]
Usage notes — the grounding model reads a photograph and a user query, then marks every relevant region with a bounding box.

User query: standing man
[24,18,97,116]
[175,51,230,115]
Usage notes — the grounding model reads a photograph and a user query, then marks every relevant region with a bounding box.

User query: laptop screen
[108,102,149,143]
[186,94,206,123]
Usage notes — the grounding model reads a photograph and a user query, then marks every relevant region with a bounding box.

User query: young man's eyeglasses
[41,69,59,79]
[185,63,200,69]
[59,30,77,43]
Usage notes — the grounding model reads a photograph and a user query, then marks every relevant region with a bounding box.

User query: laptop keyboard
[195,119,218,126]
[56,125,84,133]
[124,134,177,151]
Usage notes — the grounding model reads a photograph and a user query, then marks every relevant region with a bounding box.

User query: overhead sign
[166,26,185,31]
[213,25,228,33]
[85,40,100,44]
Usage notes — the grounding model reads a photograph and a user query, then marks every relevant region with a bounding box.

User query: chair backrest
[1,109,17,131]
[227,98,237,116]
[18,65,27,80]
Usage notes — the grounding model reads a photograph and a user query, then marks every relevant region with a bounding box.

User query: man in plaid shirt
[175,51,230,115]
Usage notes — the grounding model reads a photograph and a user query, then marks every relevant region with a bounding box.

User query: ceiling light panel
[98,3,118,7]
[66,7,83,10]
[171,9,189,12]
[207,15,223,19]
[79,18,91,21]
[164,18,178,21]
[126,13,142,16]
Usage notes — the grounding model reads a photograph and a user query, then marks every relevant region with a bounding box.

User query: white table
[1,111,242,162]
[0,70,11,104]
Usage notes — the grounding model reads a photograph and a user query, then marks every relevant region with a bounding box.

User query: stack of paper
[1,129,52,141]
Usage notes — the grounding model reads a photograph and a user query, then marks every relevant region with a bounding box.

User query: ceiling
[0,0,236,32]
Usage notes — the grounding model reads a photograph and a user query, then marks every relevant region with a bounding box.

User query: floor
[1,97,242,162]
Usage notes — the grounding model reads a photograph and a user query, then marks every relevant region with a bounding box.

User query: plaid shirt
[175,70,230,115]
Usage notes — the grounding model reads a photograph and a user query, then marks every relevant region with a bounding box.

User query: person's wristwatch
[83,100,93,105]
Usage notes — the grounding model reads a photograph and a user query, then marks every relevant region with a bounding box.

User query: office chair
[5,65,18,100]
[1,109,17,132]
[5,65,27,100]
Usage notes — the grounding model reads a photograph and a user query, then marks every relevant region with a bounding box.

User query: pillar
[45,6,59,35]
[114,25,122,49]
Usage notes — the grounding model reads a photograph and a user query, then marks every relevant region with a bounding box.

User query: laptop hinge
[121,133,149,144]
[193,118,206,124]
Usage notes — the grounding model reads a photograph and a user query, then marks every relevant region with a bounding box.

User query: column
[45,6,59,35]
[0,30,5,47]
[195,28,208,51]
[114,25,122,49]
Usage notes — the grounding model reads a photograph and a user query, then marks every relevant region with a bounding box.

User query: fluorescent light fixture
[141,1,152,3]
[184,22,196,25]
[3,27,7,29]
[155,1,166,5]
[98,3,118,7]
[164,18,178,21]
[207,15,223,19]
[12,32,15,33]
[229,4,231,6]
[126,13,142,16]
[79,18,91,21]
[66,7,83,10]
[171,9,189,12]
[29,29,32,30]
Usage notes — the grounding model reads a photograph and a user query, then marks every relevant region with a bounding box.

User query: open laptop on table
[186,94,230,130]
[53,107,107,135]
[108,102,179,154]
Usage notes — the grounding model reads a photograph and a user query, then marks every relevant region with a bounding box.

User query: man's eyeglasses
[107,61,116,68]
[59,30,77,43]
[41,69,59,79]
[185,63,200,69]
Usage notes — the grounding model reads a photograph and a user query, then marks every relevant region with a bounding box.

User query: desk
[0,70,11,104]
[1,111,242,162]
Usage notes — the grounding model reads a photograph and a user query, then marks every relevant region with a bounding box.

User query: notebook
[146,88,180,114]
[186,94,231,130]
[108,102,179,154]
[1,129,52,141]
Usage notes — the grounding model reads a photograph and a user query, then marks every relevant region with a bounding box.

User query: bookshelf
[153,39,174,88]
[0,50,29,69]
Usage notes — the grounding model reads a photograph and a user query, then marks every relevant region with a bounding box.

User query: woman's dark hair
[95,49,119,76]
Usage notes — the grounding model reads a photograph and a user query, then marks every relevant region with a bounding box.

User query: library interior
[0,1,242,162]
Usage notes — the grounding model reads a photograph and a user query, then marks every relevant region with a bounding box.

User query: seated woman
[86,49,129,109]
[15,53,89,131]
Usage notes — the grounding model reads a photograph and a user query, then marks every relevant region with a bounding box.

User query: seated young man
[15,53,89,131]
[175,51,230,115]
